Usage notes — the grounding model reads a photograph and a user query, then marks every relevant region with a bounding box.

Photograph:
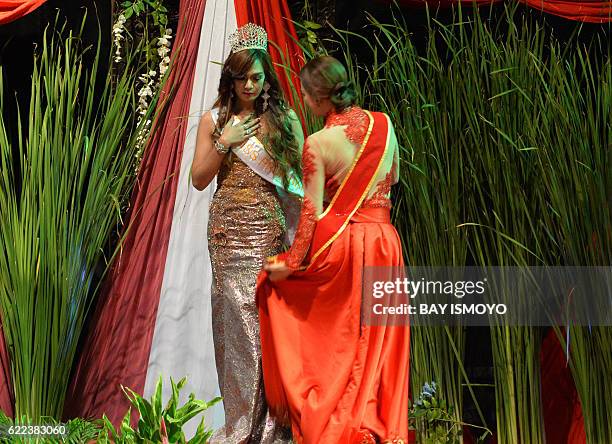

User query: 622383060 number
[0,423,67,438]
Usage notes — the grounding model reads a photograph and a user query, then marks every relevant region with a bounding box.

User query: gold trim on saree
[306,112,392,270]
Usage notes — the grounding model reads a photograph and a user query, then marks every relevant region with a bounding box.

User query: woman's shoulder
[198,110,217,132]
[304,128,331,155]
[206,108,220,124]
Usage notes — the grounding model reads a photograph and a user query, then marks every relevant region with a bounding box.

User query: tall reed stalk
[531,35,611,444]
[0,22,164,420]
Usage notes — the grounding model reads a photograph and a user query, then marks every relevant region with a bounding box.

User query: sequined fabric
[208,155,291,444]
[354,429,378,443]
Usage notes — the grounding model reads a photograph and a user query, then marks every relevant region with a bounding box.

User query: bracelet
[214,139,230,154]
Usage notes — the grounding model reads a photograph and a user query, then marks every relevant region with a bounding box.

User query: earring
[262,83,271,111]
[230,89,235,100]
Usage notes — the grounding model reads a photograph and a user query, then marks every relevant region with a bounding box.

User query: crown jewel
[229,23,268,53]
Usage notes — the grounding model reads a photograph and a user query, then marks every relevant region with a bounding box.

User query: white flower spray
[134,70,157,171]
[111,2,173,173]
[133,28,173,171]
[157,28,173,80]
[112,14,127,63]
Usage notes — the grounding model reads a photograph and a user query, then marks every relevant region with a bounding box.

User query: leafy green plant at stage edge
[411,382,492,444]
[98,376,220,444]
[294,20,327,58]
[0,19,169,421]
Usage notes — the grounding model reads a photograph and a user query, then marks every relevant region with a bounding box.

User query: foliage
[113,0,172,167]
[0,19,165,421]
[367,4,609,442]
[97,376,221,444]
[120,0,169,34]
[410,382,491,444]
[294,20,327,58]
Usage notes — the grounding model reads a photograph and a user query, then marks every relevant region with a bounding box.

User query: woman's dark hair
[299,56,356,112]
[213,48,301,185]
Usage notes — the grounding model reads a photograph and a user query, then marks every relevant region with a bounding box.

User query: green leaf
[176,376,187,391]
[102,414,120,442]
[165,376,179,416]
[303,20,322,30]
[152,375,163,420]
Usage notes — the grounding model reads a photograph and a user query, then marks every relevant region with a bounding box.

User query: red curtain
[234,0,305,114]
[376,0,612,23]
[541,330,586,444]
[521,0,612,23]
[0,0,46,24]
[384,0,499,6]
[63,0,207,425]
[0,323,12,417]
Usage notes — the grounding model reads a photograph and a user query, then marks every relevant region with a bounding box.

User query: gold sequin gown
[208,154,291,444]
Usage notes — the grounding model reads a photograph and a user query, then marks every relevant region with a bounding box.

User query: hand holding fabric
[264,257,293,281]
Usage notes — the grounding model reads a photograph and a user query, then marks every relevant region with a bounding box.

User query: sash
[306,110,392,269]
[210,108,303,198]
[210,108,303,243]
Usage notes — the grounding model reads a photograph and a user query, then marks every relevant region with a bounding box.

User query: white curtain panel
[144,0,237,436]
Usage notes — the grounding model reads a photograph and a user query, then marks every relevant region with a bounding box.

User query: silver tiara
[229,23,268,53]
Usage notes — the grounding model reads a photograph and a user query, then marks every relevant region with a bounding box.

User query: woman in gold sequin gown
[191,24,303,444]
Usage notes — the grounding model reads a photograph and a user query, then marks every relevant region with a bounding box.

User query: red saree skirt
[257,207,410,444]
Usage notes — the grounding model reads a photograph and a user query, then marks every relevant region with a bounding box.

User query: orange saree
[256,109,409,444]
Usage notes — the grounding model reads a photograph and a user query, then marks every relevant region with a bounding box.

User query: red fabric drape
[63,0,207,425]
[376,0,612,23]
[234,0,305,113]
[0,322,13,417]
[521,0,612,24]
[541,330,586,444]
[0,0,46,24]
[383,0,499,6]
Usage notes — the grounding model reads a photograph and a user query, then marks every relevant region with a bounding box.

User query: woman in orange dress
[256,56,410,444]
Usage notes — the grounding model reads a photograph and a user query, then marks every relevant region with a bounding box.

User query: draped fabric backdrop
[0,331,11,416]
[0,0,46,24]
[521,0,612,22]
[0,1,610,27]
[63,0,208,424]
[381,0,612,23]
[142,0,237,433]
